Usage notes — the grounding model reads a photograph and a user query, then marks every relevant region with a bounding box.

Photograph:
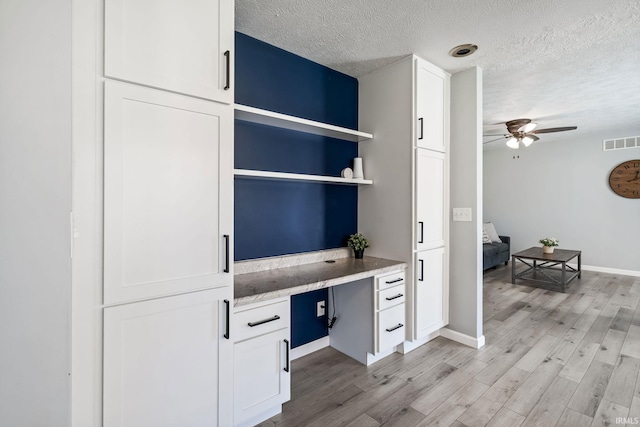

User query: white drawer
[377,284,405,311]
[233,298,290,342]
[376,270,405,291]
[376,303,405,353]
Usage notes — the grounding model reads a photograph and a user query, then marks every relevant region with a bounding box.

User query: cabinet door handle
[283,339,290,372]
[385,293,404,301]
[386,323,404,332]
[247,315,280,327]
[418,117,424,140]
[223,299,230,339]
[223,50,230,90]
[419,259,424,281]
[418,221,424,244]
[223,234,230,273]
[385,278,403,284]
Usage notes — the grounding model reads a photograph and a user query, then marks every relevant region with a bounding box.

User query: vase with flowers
[539,237,559,254]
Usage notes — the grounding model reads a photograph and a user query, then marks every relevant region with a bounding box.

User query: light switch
[452,208,472,222]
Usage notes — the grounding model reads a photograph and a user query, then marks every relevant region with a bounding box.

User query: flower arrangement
[539,237,559,247]
[347,233,369,251]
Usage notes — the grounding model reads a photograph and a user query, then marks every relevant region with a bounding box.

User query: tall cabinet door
[104,0,234,104]
[415,247,447,338]
[103,288,232,427]
[104,81,233,305]
[415,59,446,152]
[415,149,445,251]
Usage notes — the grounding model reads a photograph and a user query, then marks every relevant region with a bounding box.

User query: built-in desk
[234,252,406,306]
[231,249,407,426]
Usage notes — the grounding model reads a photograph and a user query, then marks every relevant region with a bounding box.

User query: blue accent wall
[290,289,329,348]
[234,32,358,261]
[234,32,359,347]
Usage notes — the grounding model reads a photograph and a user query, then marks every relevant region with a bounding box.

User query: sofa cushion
[483,222,502,243]
[492,242,509,254]
[483,243,498,256]
[482,229,492,244]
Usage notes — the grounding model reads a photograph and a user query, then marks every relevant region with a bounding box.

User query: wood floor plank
[474,341,532,386]
[344,413,380,427]
[602,355,640,408]
[413,380,489,426]
[594,329,627,366]
[558,341,600,383]
[409,359,487,416]
[628,397,640,425]
[368,406,426,427]
[456,396,503,427]
[514,334,560,372]
[611,307,635,332]
[482,366,530,404]
[504,358,563,416]
[590,398,629,427]
[549,327,588,365]
[621,325,640,359]
[555,408,594,427]
[521,376,579,427]
[485,407,525,427]
[567,360,615,418]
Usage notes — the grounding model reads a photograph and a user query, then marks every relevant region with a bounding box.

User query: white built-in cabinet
[233,298,291,427]
[104,0,234,104]
[103,289,232,426]
[100,1,235,426]
[358,55,449,342]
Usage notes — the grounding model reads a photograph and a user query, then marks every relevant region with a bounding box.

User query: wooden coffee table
[511,247,581,292]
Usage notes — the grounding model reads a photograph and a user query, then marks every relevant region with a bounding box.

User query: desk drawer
[234,298,289,342]
[377,284,405,311]
[376,271,405,291]
[376,303,405,353]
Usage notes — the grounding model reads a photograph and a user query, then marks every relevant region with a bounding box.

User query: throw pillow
[483,222,502,243]
[482,229,492,244]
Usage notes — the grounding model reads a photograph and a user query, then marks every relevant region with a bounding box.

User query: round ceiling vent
[449,44,478,58]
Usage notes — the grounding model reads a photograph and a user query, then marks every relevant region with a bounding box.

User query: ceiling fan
[483,119,577,149]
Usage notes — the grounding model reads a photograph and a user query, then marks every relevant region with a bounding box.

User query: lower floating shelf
[234,169,373,185]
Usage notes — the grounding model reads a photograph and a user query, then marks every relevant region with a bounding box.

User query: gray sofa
[483,235,510,271]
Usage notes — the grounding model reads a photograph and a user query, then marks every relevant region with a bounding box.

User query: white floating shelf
[234,169,373,185]
[234,104,373,142]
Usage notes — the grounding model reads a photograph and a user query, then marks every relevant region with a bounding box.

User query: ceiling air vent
[603,135,640,151]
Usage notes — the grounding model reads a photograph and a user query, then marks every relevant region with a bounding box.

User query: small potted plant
[539,237,559,254]
[347,233,369,259]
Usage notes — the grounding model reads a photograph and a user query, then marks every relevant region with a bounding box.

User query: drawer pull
[248,315,281,327]
[223,50,231,90]
[385,278,403,284]
[385,293,404,301]
[223,299,230,339]
[418,221,424,244]
[385,323,404,332]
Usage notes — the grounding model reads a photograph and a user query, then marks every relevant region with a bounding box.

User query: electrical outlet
[452,207,472,222]
[317,300,325,317]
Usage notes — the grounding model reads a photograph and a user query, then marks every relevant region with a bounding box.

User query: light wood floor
[258,265,640,427]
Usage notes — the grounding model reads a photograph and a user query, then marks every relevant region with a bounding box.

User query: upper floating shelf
[234,169,373,185]
[234,104,373,142]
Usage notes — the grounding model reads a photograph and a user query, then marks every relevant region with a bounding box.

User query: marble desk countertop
[234,255,407,307]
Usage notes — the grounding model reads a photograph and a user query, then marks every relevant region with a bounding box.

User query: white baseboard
[440,328,485,349]
[397,330,441,354]
[579,264,640,278]
[235,405,282,427]
[290,336,330,360]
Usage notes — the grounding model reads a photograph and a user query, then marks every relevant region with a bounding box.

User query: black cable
[328,287,337,329]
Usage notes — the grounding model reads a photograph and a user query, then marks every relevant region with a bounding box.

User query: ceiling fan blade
[482,137,508,144]
[529,126,577,134]
[524,134,540,141]
[483,134,510,137]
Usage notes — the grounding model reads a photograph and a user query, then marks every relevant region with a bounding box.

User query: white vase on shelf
[353,157,364,179]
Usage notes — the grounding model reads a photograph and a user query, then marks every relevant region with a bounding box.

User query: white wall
[448,67,484,341]
[0,1,71,425]
[484,131,640,274]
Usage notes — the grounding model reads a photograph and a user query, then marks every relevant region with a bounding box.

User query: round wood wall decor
[609,160,640,198]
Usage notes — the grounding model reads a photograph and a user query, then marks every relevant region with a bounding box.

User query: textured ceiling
[236,0,640,149]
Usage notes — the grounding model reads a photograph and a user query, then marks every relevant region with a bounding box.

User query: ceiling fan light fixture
[521,136,534,147]
[449,44,478,58]
[506,137,520,149]
[519,122,538,133]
